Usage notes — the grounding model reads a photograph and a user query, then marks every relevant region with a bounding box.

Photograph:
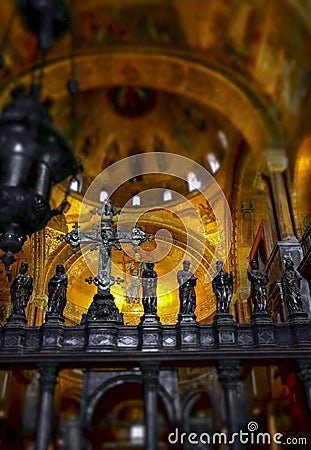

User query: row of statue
[7,255,305,324]
[8,263,68,323]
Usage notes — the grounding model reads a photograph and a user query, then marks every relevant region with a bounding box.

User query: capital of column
[265,147,288,172]
[37,364,59,390]
[297,360,311,383]
[217,360,241,385]
[140,363,160,386]
[29,294,48,309]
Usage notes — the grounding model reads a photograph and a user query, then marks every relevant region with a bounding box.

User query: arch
[182,386,214,419]
[59,385,82,406]
[0,50,283,161]
[84,373,177,427]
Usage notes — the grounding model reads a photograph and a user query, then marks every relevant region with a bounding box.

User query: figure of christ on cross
[62,200,148,322]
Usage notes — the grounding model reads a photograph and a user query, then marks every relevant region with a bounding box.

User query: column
[60,419,82,450]
[35,364,59,450]
[217,361,249,450]
[140,363,160,450]
[28,229,48,325]
[265,148,295,240]
[297,359,311,416]
[27,294,48,325]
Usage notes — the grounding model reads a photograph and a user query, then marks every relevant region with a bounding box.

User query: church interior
[0,0,310,449]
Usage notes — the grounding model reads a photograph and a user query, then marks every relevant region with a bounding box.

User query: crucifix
[61,200,148,323]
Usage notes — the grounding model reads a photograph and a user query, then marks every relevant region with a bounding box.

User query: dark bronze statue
[46,264,68,317]
[142,262,157,315]
[281,256,304,314]
[212,260,233,314]
[9,262,33,320]
[247,259,269,314]
[177,260,197,315]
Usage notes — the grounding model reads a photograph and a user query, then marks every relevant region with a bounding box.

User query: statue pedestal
[140,313,160,325]
[139,314,162,351]
[41,321,65,349]
[288,312,311,347]
[177,313,197,324]
[251,311,272,324]
[251,312,275,347]
[213,313,235,324]
[177,314,200,349]
[3,321,27,350]
[213,313,237,347]
[288,311,310,323]
[85,293,123,325]
[6,312,27,325]
[44,313,65,325]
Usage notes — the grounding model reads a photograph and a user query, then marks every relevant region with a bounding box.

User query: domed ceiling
[52,87,242,203]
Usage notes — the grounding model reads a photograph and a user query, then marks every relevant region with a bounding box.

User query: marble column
[35,364,59,450]
[217,361,249,450]
[266,148,295,240]
[141,363,160,450]
[297,359,311,417]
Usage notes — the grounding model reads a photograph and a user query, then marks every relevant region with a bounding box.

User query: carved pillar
[140,363,160,450]
[28,230,47,325]
[217,361,249,450]
[297,359,311,417]
[265,149,295,240]
[35,364,59,450]
[33,230,46,288]
[270,171,295,239]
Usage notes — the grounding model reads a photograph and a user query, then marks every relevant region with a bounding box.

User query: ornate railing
[1,316,310,361]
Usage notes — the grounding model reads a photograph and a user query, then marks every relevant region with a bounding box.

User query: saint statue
[177,260,197,315]
[212,260,233,314]
[126,269,141,304]
[9,262,33,320]
[46,264,68,318]
[142,262,157,315]
[247,259,269,314]
[281,256,304,314]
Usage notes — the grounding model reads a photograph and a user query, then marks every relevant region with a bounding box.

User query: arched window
[163,189,172,201]
[99,189,109,202]
[132,195,141,206]
[206,153,220,174]
[187,172,202,192]
[68,174,84,193]
[217,130,228,148]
